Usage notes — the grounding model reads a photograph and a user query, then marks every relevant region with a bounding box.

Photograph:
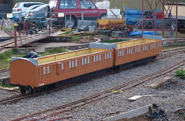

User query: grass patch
[47,48,68,54]
[0,84,15,88]
[101,32,108,36]
[0,49,25,69]
[175,69,185,79]
[102,39,129,43]
[72,36,80,41]
[0,48,68,69]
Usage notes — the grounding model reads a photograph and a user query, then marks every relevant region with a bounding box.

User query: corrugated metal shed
[98,0,184,11]
[109,0,163,11]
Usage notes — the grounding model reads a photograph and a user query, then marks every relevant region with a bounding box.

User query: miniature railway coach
[10,35,163,94]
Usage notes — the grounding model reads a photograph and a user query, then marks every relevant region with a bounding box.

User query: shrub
[175,69,185,79]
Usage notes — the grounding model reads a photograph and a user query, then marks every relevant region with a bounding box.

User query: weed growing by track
[0,83,15,88]
[175,69,185,79]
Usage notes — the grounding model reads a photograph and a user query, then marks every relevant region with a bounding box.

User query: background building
[98,0,185,11]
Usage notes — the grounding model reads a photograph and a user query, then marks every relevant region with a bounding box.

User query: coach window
[69,61,71,68]
[119,50,122,56]
[88,57,90,63]
[43,67,46,74]
[59,0,77,9]
[75,60,78,66]
[105,53,107,59]
[72,60,74,67]
[122,50,124,56]
[94,55,96,62]
[135,47,138,52]
[150,44,153,49]
[47,66,50,73]
[96,55,98,61]
[110,52,112,58]
[85,58,87,64]
[99,54,101,61]
[62,63,64,70]
[118,51,120,57]
[107,53,109,59]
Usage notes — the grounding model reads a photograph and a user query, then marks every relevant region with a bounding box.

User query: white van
[12,2,45,21]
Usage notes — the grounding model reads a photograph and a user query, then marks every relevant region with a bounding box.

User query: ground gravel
[0,53,185,121]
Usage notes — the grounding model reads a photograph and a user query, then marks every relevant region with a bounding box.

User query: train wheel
[29,87,36,94]
[19,87,26,94]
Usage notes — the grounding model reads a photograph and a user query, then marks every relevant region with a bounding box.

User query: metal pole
[14,24,17,48]
[155,0,157,35]
[176,0,178,38]
[162,0,164,37]
[70,15,71,28]
[50,6,52,28]
[1,19,4,31]
[26,20,28,35]
[65,15,67,30]
[123,3,126,25]
[142,0,144,37]
[18,26,22,45]
[81,10,84,21]
[49,20,50,37]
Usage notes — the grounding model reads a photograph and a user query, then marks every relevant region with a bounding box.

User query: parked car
[22,5,42,17]
[12,2,45,21]
[45,0,107,28]
[25,5,49,27]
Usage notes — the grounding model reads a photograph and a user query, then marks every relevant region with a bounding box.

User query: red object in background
[156,12,164,19]
[29,12,34,16]
[17,9,21,11]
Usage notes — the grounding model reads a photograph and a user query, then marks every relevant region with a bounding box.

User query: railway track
[0,46,185,106]
[0,29,58,51]
[11,52,185,121]
[0,94,33,105]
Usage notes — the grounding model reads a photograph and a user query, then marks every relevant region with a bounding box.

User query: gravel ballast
[0,53,185,121]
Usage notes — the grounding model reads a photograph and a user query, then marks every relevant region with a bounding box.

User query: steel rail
[11,56,185,121]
